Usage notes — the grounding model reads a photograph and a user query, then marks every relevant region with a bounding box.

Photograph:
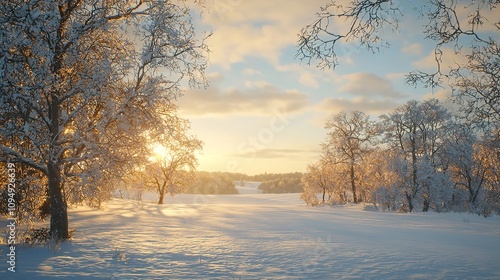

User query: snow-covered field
[2,191,500,279]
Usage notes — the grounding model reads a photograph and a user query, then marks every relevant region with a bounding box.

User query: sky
[174,0,497,175]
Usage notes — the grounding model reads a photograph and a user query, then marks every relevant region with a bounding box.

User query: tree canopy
[0,0,209,240]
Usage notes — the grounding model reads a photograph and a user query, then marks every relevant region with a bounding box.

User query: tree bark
[405,192,414,213]
[48,160,69,240]
[422,197,430,212]
[48,96,69,240]
[350,162,358,203]
[158,181,167,204]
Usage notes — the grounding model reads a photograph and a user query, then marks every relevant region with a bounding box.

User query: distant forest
[186,172,304,194]
[254,173,304,193]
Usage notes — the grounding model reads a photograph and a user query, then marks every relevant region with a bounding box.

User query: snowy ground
[2,192,500,279]
[235,181,262,194]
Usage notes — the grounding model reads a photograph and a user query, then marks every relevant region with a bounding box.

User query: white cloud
[299,72,319,89]
[178,79,310,116]
[401,43,423,55]
[422,88,460,113]
[276,63,341,85]
[244,80,273,88]
[385,72,407,81]
[318,97,402,115]
[412,47,469,72]
[338,73,405,98]
[242,68,261,76]
[199,0,332,69]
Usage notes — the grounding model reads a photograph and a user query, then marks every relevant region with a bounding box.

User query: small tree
[301,162,332,205]
[147,118,203,204]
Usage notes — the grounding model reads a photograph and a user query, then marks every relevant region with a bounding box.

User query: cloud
[230,148,320,160]
[299,72,320,89]
[338,73,406,98]
[422,88,460,113]
[317,73,407,116]
[411,47,469,71]
[385,72,407,81]
[422,88,451,101]
[199,0,331,69]
[276,63,342,86]
[401,43,423,55]
[242,68,261,76]
[178,79,310,116]
[318,97,402,115]
[244,80,273,88]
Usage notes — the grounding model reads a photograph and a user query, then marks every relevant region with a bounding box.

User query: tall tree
[323,110,376,203]
[0,0,208,240]
[380,99,452,211]
[445,124,500,215]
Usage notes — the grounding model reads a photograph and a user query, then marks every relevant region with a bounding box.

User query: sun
[151,143,169,161]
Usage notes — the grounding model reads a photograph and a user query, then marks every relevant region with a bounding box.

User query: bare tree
[297,0,499,131]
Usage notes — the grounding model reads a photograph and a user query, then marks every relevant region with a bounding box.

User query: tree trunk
[48,96,69,240]
[422,197,430,212]
[350,162,358,203]
[48,159,69,240]
[158,181,167,204]
[405,192,414,213]
[158,192,165,204]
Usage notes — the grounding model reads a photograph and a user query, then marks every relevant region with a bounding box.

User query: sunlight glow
[150,143,171,162]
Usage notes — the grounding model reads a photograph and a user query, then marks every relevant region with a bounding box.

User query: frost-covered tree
[0,0,208,240]
[301,162,332,205]
[445,125,500,215]
[323,110,376,203]
[147,118,202,204]
[358,148,394,205]
[380,99,452,212]
[301,159,349,205]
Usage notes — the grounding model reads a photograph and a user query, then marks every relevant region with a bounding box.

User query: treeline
[185,171,241,195]
[186,172,304,194]
[302,99,500,217]
[257,172,304,193]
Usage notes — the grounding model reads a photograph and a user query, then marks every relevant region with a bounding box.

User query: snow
[235,181,262,194]
[2,193,500,279]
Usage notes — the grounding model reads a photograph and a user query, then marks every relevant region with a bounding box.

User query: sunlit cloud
[200,0,330,69]
[299,72,320,89]
[401,43,423,56]
[318,97,402,116]
[276,63,342,85]
[230,148,320,160]
[422,88,460,114]
[411,47,469,72]
[242,68,262,76]
[178,79,310,116]
[338,73,406,98]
